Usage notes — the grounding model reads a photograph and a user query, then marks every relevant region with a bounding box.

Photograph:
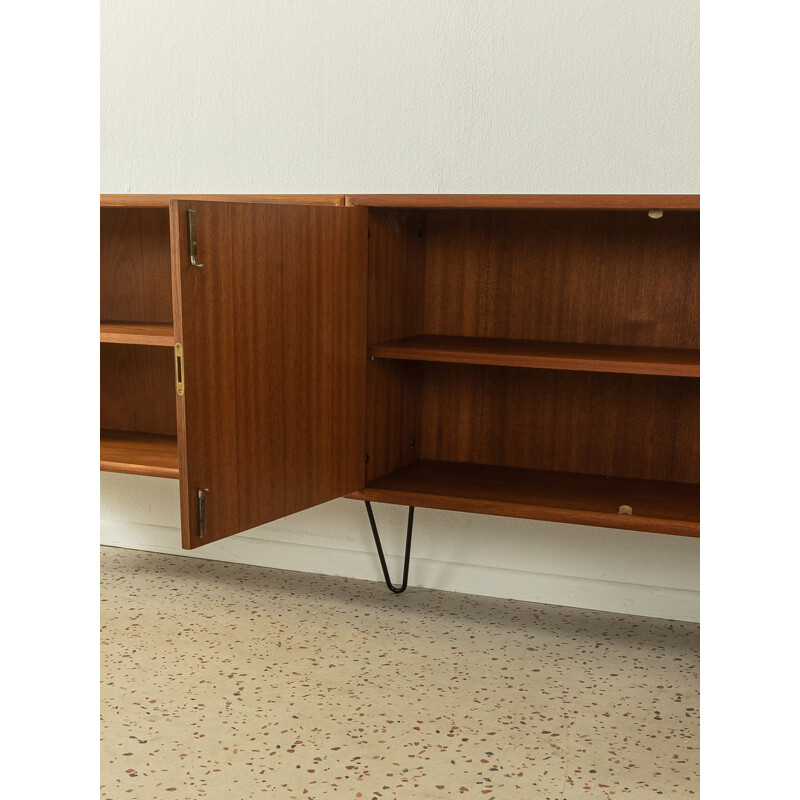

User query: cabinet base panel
[100,430,179,479]
[349,460,699,537]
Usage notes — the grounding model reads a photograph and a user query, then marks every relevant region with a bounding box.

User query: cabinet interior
[100,206,178,476]
[100,207,174,337]
[361,207,700,535]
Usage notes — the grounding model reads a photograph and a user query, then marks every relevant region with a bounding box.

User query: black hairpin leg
[364,501,415,594]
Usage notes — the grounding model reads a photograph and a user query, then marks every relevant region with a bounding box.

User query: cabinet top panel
[100,194,345,208]
[345,194,700,210]
[101,194,700,210]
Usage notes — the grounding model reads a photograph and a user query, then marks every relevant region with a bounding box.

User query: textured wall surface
[101,0,699,194]
[100,0,699,620]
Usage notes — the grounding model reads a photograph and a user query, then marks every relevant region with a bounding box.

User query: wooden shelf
[350,460,699,537]
[346,194,700,210]
[100,430,179,479]
[100,321,175,347]
[368,335,700,377]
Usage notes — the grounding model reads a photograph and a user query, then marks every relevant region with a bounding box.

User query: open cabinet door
[170,200,367,548]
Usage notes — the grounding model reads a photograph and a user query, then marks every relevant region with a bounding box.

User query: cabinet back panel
[100,208,173,324]
[365,359,422,482]
[100,344,177,435]
[419,364,699,484]
[367,208,428,344]
[423,210,699,349]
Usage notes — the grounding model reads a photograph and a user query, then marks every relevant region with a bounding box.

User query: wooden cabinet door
[170,200,367,548]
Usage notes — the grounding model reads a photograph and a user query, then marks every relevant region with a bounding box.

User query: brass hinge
[187,209,204,267]
[174,343,184,396]
[198,488,208,538]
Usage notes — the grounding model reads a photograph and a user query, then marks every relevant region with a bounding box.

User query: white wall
[101,0,698,194]
[100,0,700,621]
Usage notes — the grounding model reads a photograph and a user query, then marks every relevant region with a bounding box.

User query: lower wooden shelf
[349,460,699,537]
[100,429,179,479]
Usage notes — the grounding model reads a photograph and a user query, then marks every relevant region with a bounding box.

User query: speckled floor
[100,546,699,799]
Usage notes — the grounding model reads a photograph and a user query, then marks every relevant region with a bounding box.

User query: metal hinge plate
[198,488,208,538]
[174,343,184,396]
[187,209,204,267]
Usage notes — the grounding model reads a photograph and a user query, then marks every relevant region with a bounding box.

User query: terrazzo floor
[100,546,699,799]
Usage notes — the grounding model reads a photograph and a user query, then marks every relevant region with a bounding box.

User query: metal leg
[364,501,415,594]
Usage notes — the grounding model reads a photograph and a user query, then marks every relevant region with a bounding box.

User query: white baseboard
[100,515,699,622]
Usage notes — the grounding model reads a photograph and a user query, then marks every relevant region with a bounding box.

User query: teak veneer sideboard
[100,194,700,559]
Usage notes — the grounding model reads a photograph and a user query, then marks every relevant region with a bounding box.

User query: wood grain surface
[421,210,700,349]
[100,430,179,478]
[346,194,700,210]
[100,321,175,346]
[100,208,173,323]
[369,335,700,377]
[418,364,699,484]
[350,460,699,537]
[101,194,344,207]
[171,200,368,548]
[366,208,428,344]
[100,343,177,436]
[364,360,422,483]
[362,209,428,482]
